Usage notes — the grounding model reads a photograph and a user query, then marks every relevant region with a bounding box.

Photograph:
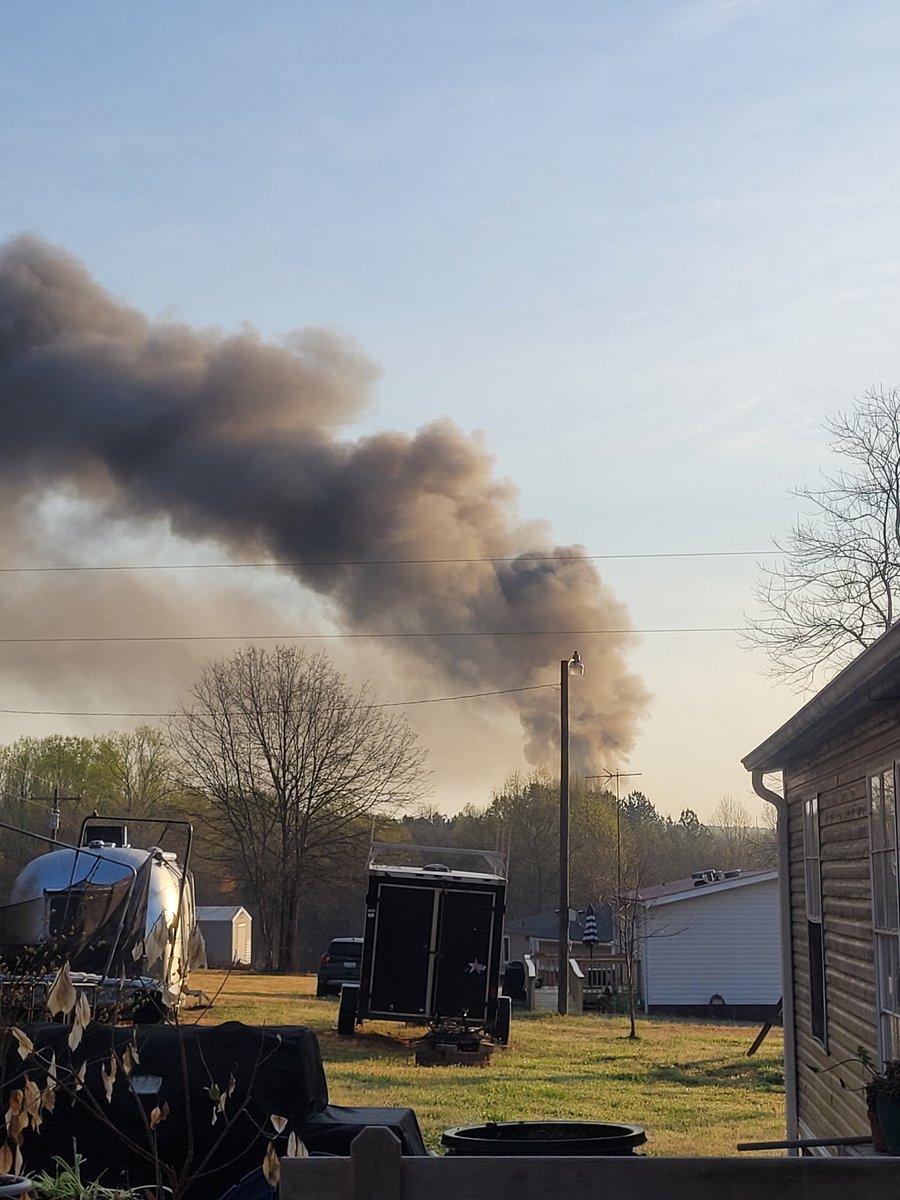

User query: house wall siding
[782,701,900,1141]
[642,880,780,1007]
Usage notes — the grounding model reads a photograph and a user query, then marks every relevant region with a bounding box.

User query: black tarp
[8,1020,428,1200]
[9,1022,329,1200]
[297,1105,428,1157]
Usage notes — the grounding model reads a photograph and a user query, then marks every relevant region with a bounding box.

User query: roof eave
[742,623,900,773]
[641,871,778,907]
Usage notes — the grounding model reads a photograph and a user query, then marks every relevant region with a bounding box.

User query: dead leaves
[122,1039,140,1077]
[67,992,91,1052]
[1,1070,48,1169]
[46,963,77,1018]
[9,1029,32,1062]
[149,1100,170,1130]
[262,1129,308,1188]
[22,1078,41,1134]
[206,1075,236,1125]
[262,1143,280,1188]
[0,1132,30,1176]
[102,1054,117,1104]
[5,1089,26,1144]
[286,1133,307,1159]
[44,961,94,1052]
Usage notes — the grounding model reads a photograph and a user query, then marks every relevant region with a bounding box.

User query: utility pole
[558,651,584,1017]
[32,786,82,841]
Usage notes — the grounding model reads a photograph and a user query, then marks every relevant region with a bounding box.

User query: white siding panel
[234,914,252,965]
[642,879,781,1006]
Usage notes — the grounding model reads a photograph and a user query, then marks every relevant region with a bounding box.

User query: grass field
[191,969,785,1156]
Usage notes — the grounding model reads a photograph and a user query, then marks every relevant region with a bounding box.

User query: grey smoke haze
[0,235,649,771]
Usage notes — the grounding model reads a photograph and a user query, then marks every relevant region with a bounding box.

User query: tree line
[0,642,774,973]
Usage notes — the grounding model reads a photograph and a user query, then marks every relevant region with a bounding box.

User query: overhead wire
[0,548,782,573]
[0,626,739,644]
[0,545,759,723]
[0,683,558,720]
[0,546,754,644]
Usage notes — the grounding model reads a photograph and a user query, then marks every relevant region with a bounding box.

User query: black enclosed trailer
[338,842,510,1045]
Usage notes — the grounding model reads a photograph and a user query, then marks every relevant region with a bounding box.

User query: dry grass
[190,969,785,1156]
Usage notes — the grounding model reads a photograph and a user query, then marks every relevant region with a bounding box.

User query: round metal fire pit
[441,1120,646,1156]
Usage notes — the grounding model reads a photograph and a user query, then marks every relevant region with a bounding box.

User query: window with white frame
[869,768,900,1063]
[803,795,827,1045]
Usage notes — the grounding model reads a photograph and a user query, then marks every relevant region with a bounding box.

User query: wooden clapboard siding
[742,621,900,1144]
[779,701,900,1142]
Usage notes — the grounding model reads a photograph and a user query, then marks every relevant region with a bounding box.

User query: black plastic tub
[440,1120,646,1156]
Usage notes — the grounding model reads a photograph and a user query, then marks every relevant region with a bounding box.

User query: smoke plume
[0,235,649,776]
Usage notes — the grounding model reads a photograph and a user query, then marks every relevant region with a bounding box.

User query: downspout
[752,767,799,1149]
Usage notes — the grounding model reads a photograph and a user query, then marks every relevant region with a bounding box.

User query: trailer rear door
[368,883,435,1016]
[431,887,497,1021]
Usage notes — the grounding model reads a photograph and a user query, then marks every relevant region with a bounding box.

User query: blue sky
[2,1,900,819]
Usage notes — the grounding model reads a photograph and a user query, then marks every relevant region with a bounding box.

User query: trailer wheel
[494,995,511,1046]
[337,983,359,1037]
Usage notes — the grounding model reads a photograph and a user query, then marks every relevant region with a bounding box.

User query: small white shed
[197,905,252,968]
[634,869,780,1018]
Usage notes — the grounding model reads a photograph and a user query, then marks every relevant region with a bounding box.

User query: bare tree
[614,829,662,1040]
[170,645,428,972]
[708,796,777,872]
[708,796,755,872]
[745,387,900,685]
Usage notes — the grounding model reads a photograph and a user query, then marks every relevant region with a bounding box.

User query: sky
[1,0,900,821]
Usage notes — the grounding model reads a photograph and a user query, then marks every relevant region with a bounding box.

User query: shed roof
[197,905,250,921]
[743,620,900,773]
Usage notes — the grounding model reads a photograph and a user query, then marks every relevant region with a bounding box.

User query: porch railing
[527,952,640,1009]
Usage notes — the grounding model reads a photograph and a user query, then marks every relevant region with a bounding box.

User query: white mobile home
[634,869,780,1018]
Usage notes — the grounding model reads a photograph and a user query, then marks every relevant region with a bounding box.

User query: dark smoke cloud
[0,235,649,772]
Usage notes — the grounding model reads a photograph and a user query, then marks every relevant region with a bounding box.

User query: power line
[0,626,740,645]
[0,683,557,720]
[0,549,782,574]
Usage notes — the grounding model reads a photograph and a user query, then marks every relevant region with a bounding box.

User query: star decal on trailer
[466,959,487,974]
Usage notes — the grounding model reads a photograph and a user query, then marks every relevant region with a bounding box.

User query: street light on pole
[558,649,584,1016]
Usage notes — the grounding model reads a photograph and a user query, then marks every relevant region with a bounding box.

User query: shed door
[432,889,496,1020]
[369,884,436,1015]
[235,915,251,964]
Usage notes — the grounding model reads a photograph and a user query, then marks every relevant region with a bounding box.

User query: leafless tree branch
[744,387,900,686]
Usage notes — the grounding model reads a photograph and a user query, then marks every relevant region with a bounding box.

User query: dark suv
[316,936,363,997]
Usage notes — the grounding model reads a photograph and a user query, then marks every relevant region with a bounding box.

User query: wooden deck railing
[280,1126,899,1200]
[527,952,640,1010]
